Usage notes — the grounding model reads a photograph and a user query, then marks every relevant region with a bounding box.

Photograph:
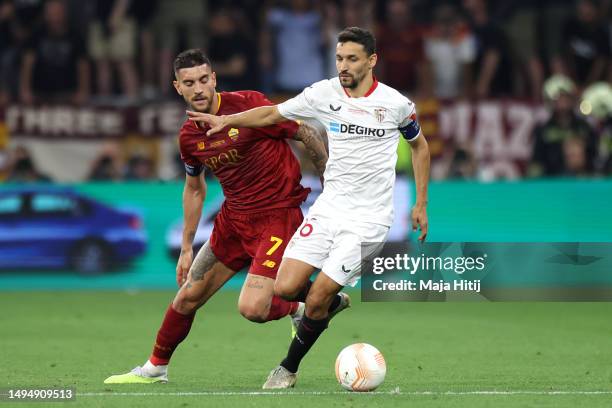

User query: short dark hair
[173,49,212,75]
[337,27,376,56]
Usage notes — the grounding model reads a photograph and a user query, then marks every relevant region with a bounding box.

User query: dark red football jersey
[179,90,310,214]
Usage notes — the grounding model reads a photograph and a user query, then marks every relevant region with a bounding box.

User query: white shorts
[283,212,389,287]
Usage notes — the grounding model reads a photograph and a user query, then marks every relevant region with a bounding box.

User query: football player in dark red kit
[104,49,349,384]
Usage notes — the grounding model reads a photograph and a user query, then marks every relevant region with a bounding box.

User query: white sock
[143,360,168,375]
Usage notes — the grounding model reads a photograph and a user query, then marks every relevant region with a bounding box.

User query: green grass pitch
[1,290,611,407]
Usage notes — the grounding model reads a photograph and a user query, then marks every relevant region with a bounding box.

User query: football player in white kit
[187,27,430,389]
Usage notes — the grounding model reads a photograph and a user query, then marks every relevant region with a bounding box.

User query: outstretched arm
[409,131,430,241]
[187,105,286,136]
[177,173,206,287]
[293,122,328,185]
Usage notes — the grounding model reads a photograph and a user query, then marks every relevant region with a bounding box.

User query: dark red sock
[266,296,298,321]
[149,304,195,366]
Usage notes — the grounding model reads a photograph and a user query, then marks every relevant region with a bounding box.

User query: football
[335,343,386,392]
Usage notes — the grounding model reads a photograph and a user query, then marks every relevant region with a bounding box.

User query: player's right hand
[176,247,194,287]
[186,110,226,136]
[411,204,428,242]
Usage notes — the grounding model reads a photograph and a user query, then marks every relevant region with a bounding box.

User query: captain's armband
[184,162,204,177]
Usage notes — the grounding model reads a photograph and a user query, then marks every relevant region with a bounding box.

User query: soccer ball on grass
[335,343,386,391]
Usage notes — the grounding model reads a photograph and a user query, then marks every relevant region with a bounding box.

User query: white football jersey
[278,77,420,226]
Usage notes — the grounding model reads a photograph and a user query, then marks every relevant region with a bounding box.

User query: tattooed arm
[293,122,328,185]
[176,172,206,287]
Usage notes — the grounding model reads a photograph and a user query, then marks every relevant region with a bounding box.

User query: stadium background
[1,0,611,286]
[1,0,612,406]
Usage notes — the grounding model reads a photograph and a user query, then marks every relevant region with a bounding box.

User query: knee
[173,290,204,315]
[273,280,301,301]
[238,302,268,323]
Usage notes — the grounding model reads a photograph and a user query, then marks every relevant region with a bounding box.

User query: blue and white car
[0,187,147,275]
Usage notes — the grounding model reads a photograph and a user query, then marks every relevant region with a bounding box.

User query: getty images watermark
[371,252,485,292]
[360,242,612,301]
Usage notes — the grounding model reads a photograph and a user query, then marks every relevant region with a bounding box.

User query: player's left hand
[176,247,194,287]
[411,204,428,242]
[186,110,226,136]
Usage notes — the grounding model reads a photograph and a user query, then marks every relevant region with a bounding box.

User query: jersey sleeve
[398,99,421,141]
[277,80,329,121]
[242,91,299,139]
[178,123,204,177]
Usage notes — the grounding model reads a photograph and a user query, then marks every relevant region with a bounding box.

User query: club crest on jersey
[374,108,387,123]
[197,141,205,150]
[228,128,240,141]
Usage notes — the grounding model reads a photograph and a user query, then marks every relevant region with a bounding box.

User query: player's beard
[339,71,366,90]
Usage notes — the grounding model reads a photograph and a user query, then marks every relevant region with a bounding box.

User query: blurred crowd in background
[1,0,612,183]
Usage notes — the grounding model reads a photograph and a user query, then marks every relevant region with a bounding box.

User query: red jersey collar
[214,92,222,114]
[342,75,378,98]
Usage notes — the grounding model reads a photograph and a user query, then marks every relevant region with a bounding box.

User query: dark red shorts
[209,205,304,279]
